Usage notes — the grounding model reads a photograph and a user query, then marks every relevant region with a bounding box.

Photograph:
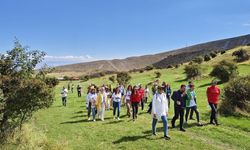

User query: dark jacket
[171,90,187,108]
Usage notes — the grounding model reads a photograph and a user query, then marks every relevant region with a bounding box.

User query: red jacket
[138,88,145,100]
[207,85,220,104]
[130,90,141,103]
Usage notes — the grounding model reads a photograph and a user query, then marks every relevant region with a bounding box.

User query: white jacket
[152,93,168,119]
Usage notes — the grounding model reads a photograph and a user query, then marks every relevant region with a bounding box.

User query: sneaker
[152,133,157,136]
[117,117,120,120]
[164,136,171,140]
[209,122,216,125]
[88,118,91,121]
[101,119,104,121]
[113,116,116,120]
[197,122,203,126]
[180,128,186,132]
[93,119,96,122]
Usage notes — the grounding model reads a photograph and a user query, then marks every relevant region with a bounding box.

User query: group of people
[60,79,221,140]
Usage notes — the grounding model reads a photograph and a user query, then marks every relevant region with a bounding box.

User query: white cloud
[43,55,96,66]
[242,23,250,26]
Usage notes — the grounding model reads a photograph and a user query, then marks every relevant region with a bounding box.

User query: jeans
[185,106,200,122]
[88,103,92,118]
[62,97,67,106]
[171,107,185,129]
[92,107,96,120]
[132,102,139,119]
[152,115,168,137]
[209,103,218,124]
[113,101,120,117]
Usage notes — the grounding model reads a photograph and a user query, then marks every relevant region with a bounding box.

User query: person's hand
[166,112,168,116]
[177,101,181,105]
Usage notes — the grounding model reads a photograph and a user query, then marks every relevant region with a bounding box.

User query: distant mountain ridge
[54,34,250,74]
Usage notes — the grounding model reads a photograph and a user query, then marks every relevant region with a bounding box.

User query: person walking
[152,86,170,140]
[165,84,172,108]
[87,87,97,121]
[186,81,195,120]
[144,85,149,103]
[71,84,74,93]
[185,84,203,126]
[97,87,107,121]
[112,87,122,120]
[138,84,145,111]
[171,85,187,132]
[77,85,82,97]
[207,80,221,125]
[61,86,68,106]
[125,85,132,117]
[131,86,141,121]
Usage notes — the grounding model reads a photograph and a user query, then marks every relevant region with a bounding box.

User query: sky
[0,0,250,66]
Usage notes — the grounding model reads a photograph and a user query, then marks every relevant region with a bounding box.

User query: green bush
[145,65,154,71]
[63,76,70,81]
[204,55,211,61]
[192,56,203,64]
[109,76,115,83]
[154,71,161,78]
[210,52,217,58]
[219,75,250,116]
[232,49,249,62]
[44,77,59,88]
[210,60,238,83]
[221,51,226,54]
[116,72,131,84]
[184,64,202,79]
[80,75,90,82]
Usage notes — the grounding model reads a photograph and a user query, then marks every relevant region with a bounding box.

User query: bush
[192,56,203,64]
[80,75,89,82]
[204,55,211,61]
[167,65,173,68]
[44,77,59,88]
[184,64,202,79]
[175,64,180,68]
[139,70,144,73]
[99,72,106,77]
[219,75,250,115]
[154,71,161,78]
[145,65,154,71]
[63,76,70,81]
[210,60,238,83]
[116,72,131,84]
[188,61,193,65]
[109,76,115,83]
[221,51,226,54]
[232,49,249,62]
[210,52,217,58]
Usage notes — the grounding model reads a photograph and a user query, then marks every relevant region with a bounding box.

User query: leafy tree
[184,64,202,79]
[109,75,115,83]
[210,52,217,58]
[204,55,211,61]
[0,40,54,142]
[154,71,161,78]
[63,76,70,80]
[80,75,90,82]
[116,72,131,84]
[210,60,238,83]
[192,56,203,64]
[144,65,154,71]
[232,49,249,62]
[221,51,226,54]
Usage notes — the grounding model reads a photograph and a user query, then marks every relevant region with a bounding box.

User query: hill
[53,34,250,76]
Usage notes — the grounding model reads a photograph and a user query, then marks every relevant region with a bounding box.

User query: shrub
[192,56,203,64]
[116,72,131,84]
[210,52,217,58]
[80,75,89,82]
[188,61,193,65]
[221,51,226,54]
[167,65,173,68]
[210,60,238,83]
[99,72,106,77]
[219,75,250,115]
[109,76,115,83]
[204,55,211,61]
[175,64,180,68]
[139,70,144,73]
[184,64,202,79]
[63,76,70,81]
[232,49,249,62]
[145,65,154,71]
[154,71,161,78]
[44,77,59,88]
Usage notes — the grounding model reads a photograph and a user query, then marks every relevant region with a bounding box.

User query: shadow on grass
[70,114,87,119]
[104,120,124,125]
[113,134,152,144]
[198,81,223,88]
[74,111,84,114]
[60,119,88,124]
[175,78,187,83]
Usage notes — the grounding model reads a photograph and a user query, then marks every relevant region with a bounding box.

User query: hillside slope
[54,34,250,75]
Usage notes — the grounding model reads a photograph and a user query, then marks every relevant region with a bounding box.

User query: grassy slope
[30,46,250,150]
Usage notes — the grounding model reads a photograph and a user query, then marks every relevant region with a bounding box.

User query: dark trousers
[132,102,139,120]
[113,101,120,117]
[62,97,67,106]
[185,106,200,122]
[144,97,148,103]
[209,103,218,124]
[141,99,144,110]
[147,102,152,113]
[78,91,81,97]
[189,109,194,119]
[172,107,185,129]
[167,96,170,108]
[88,103,92,118]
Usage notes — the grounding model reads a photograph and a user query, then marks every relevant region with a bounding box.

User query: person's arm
[164,94,168,114]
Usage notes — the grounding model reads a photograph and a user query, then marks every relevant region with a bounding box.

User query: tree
[210,60,238,83]
[210,52,217,58]
[204,55,211,61]
[154,71,161,78]
[192,56,203,64]
[219,75,250,115]
[116,72,131,84]
[184,64,202,79]
[232,49,249,62]
[0,40,54,142]
[144,65,154,71]
[109,75,115,83]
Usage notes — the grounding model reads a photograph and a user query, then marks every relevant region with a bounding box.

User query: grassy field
[3,47,250,150]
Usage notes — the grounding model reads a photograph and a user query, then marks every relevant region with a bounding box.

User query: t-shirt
[187,90,196,107]
[125,90,132,100]
[61,89,68,97]
[112,93,122,102]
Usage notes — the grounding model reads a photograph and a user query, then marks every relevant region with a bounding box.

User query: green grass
[5,46,250,150]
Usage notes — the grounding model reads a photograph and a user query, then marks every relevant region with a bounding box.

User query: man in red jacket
[207,80,221,125]
[138,84,145,111]
[131,86,141,121]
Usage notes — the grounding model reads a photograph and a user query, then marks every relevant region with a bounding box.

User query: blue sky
[0,0,250,66]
